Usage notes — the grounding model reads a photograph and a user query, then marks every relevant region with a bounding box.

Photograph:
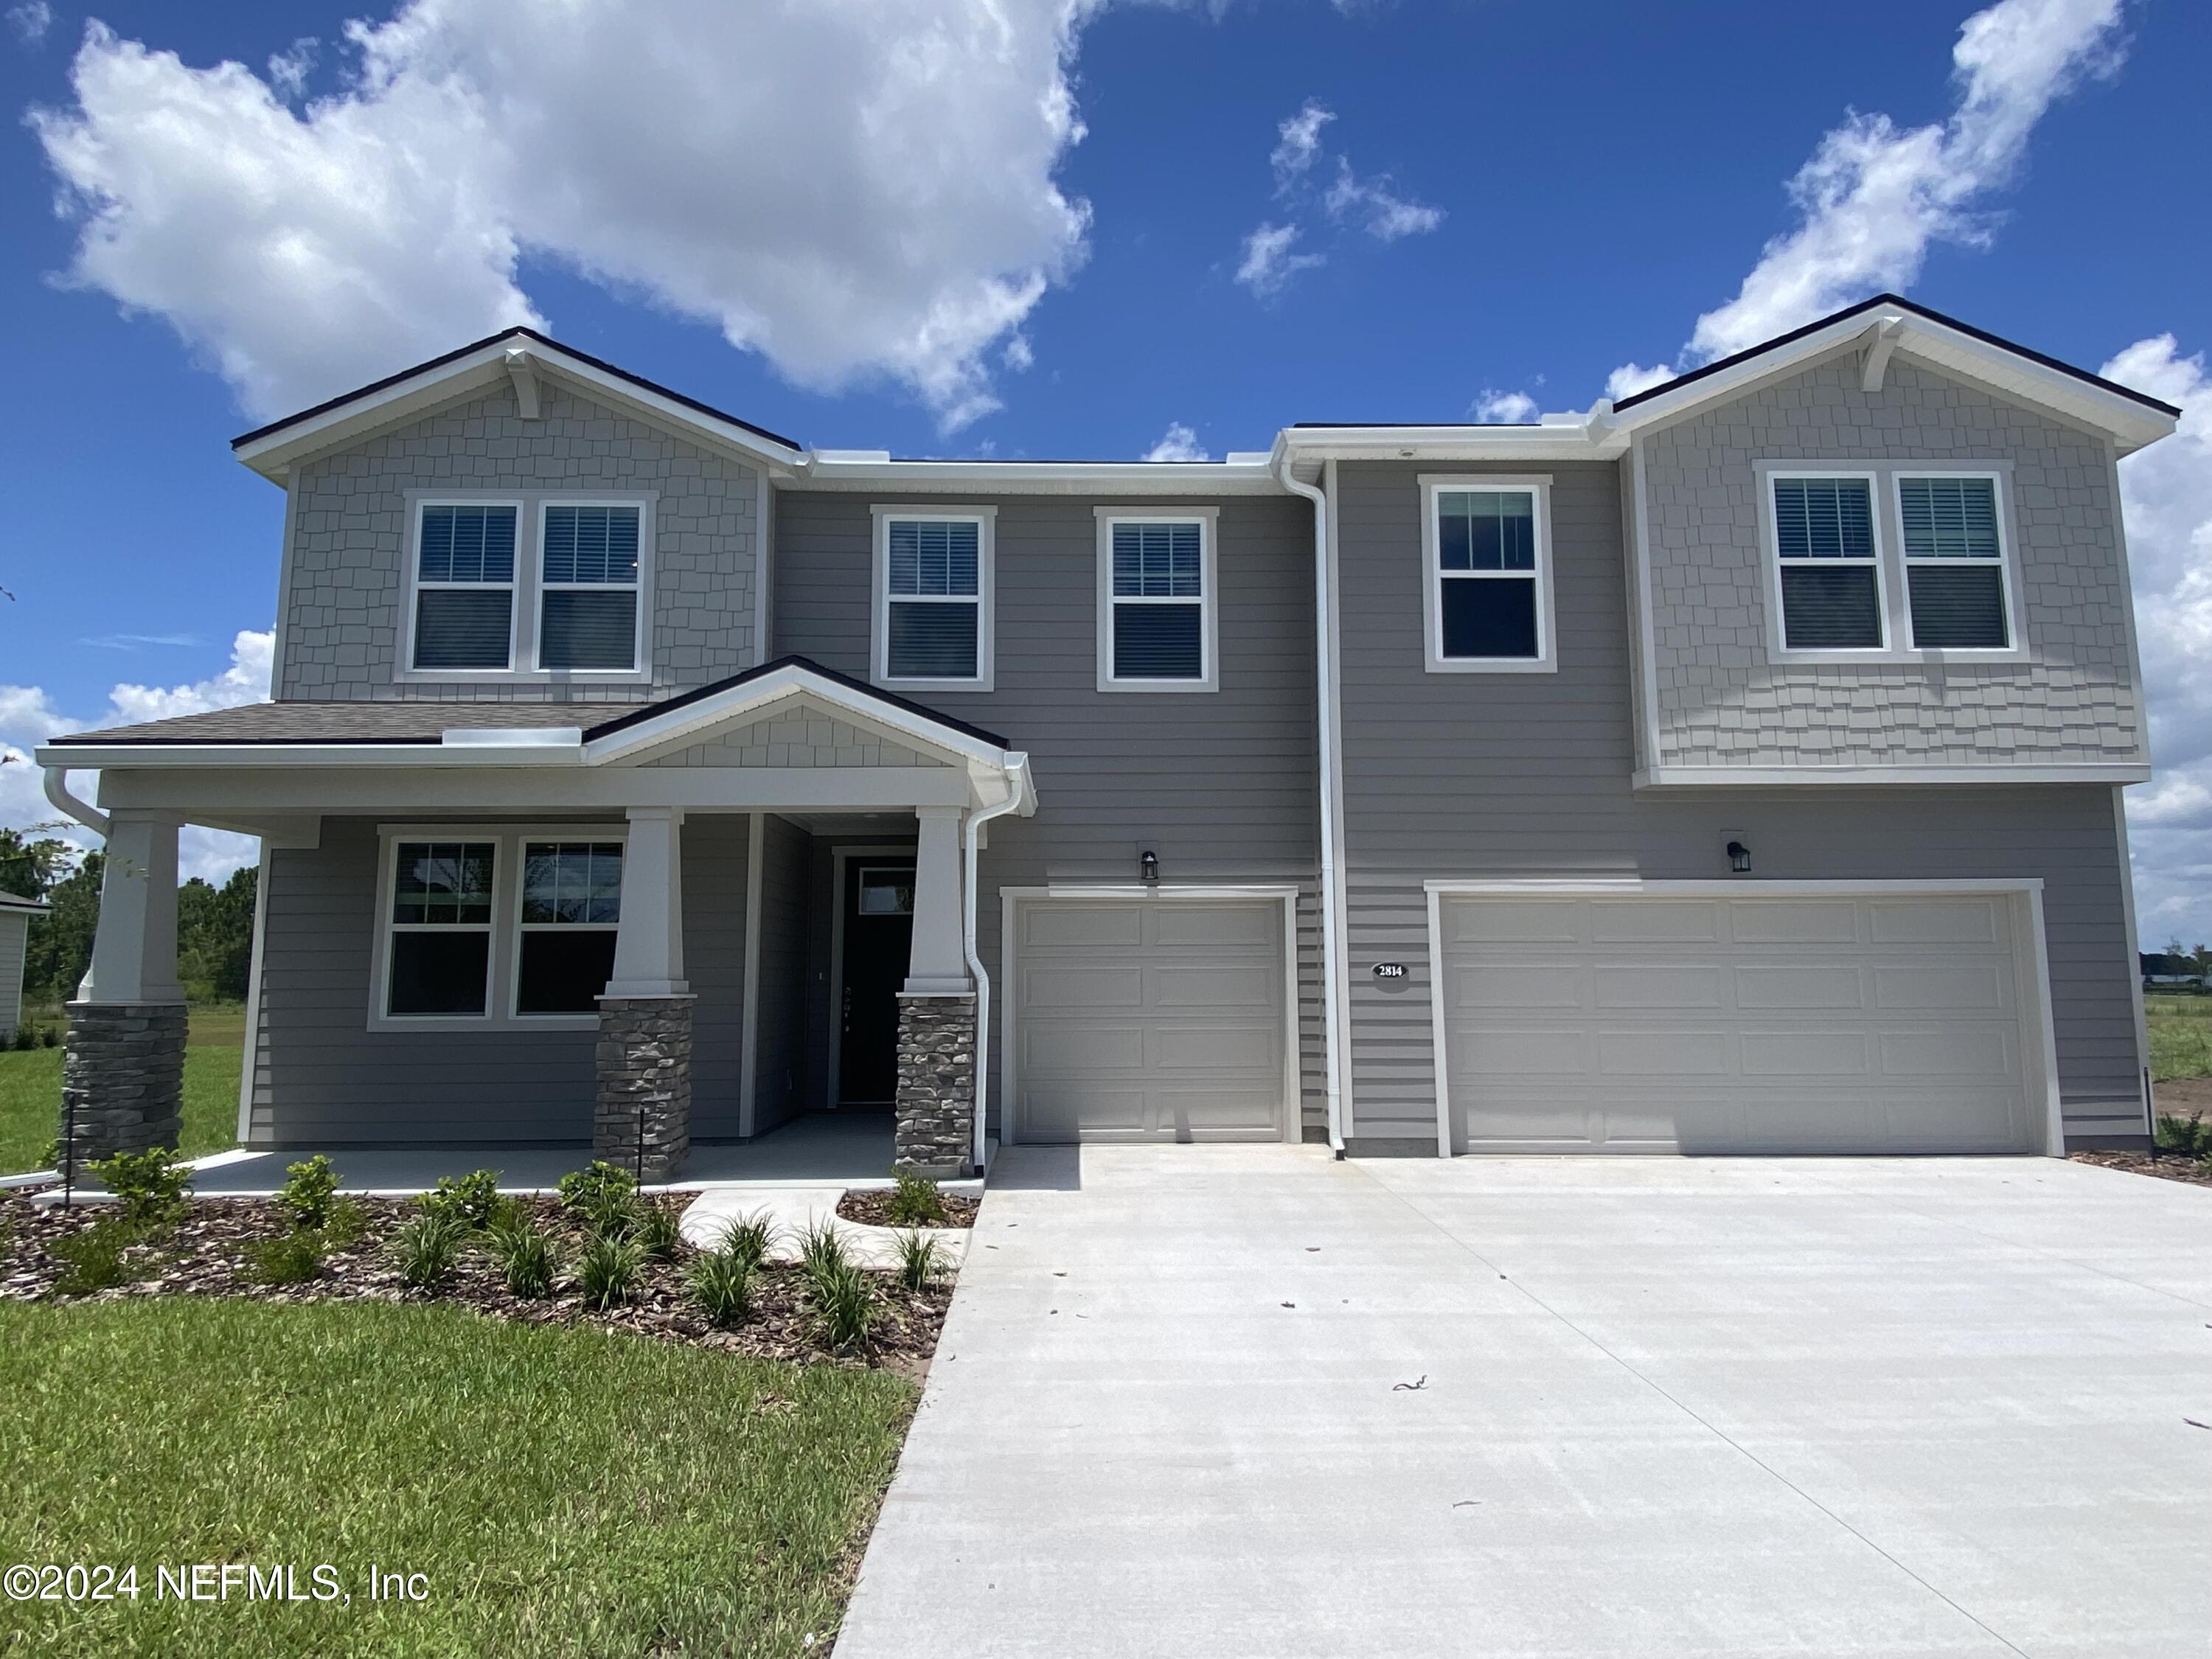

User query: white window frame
[1893,466,2024,659]
[1755,460,2029,665]
[402,497,523,675]
[870,504,995,692]
[1756,465,1891,661]
[533,499,652,675]
[1418,475,1557,674]
[369,824,627,1032]
[1095,507,1220,693]
[397,491,655,686]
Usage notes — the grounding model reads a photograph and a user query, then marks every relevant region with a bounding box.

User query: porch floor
[189,1110,934,1196]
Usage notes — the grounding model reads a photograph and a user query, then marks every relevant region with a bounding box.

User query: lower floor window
[517,842,624,1015]
[387,842,496,1015]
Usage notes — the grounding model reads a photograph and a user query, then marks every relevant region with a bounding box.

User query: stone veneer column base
[61,1001,187,1168]
[894,992,977,1179]
[595,996,695,1184]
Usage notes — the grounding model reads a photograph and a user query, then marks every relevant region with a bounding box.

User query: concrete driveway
[837,1147,2212,1658]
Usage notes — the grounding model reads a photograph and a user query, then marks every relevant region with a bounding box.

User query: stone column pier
[894,992,976,1179]
[596,806,693,1182]
[62,810,187,1166]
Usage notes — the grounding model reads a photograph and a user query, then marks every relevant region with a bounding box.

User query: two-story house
[38,295,2177,1177]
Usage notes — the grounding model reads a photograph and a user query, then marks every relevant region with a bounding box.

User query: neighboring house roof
[0,891,49,915]
[44,655,1012,755]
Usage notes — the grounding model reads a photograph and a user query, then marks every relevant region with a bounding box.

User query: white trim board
[1419,877,2064,1160]
[1633,764,2153,787]
[998,885,1302,1148]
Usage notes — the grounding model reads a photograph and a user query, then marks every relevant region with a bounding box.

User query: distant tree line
[1,828,257,1005]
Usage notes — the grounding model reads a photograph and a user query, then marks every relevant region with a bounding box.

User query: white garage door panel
[1442,893,2035,1155]
[1015,898,1288,1144]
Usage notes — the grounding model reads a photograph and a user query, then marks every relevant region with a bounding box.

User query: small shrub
[276,1155,341,1231]
[487,1218,561,1299]
[557,1160,639,1236]
[886,1172,947,1227]
[630,1199,683,1262]
[391,1213,467,1291]
[321,1197,369,1249]
[796,1220,849,1280]
[577,1233,646,1310]
[2154,1110,2211,1157]
[807,1257,875,1351]
[687,1245,754,1326]
[36,1138,58,1172]
[248,1230,324,1285]
[894,1228,942,1293]
[88,1147,192,1228]
[483,1193,531,1234]
[417,1169,504,1230]
[712,1211,774,1272]
[52,1219,146,1295]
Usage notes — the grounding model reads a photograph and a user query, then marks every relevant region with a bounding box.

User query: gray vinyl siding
[279,381,761,702]
[0,912,27,1037]
[773,491,1325,1137]
[1636,351,2144,769]
[247,815,748,1146]
[1332,458,2144,1146]
[751,814,813,1134]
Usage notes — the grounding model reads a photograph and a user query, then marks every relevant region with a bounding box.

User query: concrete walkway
[837,1147,2212,1659]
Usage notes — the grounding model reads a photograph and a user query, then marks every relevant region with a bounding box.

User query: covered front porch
[38,659,1034,1186]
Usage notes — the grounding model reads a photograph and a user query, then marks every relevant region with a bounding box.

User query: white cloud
[1270,100,1334,187]
[1608,0,2125,389]
[1604,361,1676,402]
[6,1,50,46]
[1470,388,1537,424]
[265,36,318,102]
[1141,422,1208,462]
[32,2,1097,432]
[1322,158,1441,242]
[0,630,274,886]
[1234,222,1323,297]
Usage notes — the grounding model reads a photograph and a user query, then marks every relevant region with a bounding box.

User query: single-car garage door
[1437,891,2042,1155]
[1012,897,1290,1143]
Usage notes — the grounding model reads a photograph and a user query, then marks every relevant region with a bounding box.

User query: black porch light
[1140,850,1160,885]
[1725,840,1752,874]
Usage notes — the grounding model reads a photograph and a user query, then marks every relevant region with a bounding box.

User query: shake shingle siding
[1332,457,2143,1146]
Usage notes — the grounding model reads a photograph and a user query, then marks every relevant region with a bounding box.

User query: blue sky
[4,0,2211,934]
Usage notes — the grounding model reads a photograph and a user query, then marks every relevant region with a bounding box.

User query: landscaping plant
[799,1224,874,1349]
[86,1147,192,1228]
[577,1233,647,1310]
[557,1159,639,1237]
[50,1219,146,1295]
[2153,1110,2211,1158]
[418,1168,504,1230]
[886,1170,947,1226]
[392,1212,468,1291]
[894,1228,942,1293]
[276,1153,340,1231]
[246,1229,324,1286]
[687,1244,754,1326]
[321,1196,369,1248]
[630,1197,684,1262]
[713,1210,776,1271]
[487,1217,562,1299]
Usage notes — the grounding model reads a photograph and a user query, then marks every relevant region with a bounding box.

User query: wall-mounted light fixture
[1725,840,1752,875]
[1140,849,1160,885]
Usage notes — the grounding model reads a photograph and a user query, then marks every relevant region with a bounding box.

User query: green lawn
[2147,993,2212,1082]
[0,1004,245,1175]
[0,1300,914,1657]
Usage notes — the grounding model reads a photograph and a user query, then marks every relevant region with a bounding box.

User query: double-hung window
[1421,477,1556,672]
[539,505,642,670]
[874,509,992,687]
[515,841,624,1015]
[1768,473,1885,652]
[411,505,518,669]
[385,841,498,1015]
[1898,473,2011,650]
[1098,512,1216,690]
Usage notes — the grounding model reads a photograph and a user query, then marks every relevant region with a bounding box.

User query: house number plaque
[1371,962,1408,980]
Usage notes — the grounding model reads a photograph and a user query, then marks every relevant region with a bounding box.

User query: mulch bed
[0,1189,952,1378]
[834,1189,979,1229]
[2070,1150,2212,1189]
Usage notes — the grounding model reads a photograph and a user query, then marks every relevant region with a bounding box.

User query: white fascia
[797,456,1284,495]
[1274,420,1622,465]
[35,740,586,770]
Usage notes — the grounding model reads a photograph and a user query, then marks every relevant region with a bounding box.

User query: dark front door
[838,861,915,1105]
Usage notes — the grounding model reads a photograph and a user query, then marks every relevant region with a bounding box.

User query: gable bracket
[1860,316,1906,394]
[504,349,543,421]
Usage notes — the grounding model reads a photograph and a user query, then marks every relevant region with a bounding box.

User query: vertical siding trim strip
[2023,884,2067,1157]
[2110,784,2153,1135]
[739,813,765,1136]
[1628,437,1665,777]
[1424,883,1450,1158]
[1324,459,1355,1140]
[236,841,274,1143]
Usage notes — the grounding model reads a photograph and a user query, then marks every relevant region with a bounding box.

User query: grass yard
[0,1299,915,1657]
[2146,992,2212,1082]
[0,1004,244,1175]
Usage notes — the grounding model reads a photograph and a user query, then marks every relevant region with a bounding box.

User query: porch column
[595,806,693,1182]
[63,810,187,1165]
[895,804,976,1178]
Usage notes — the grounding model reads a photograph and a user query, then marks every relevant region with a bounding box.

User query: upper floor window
[1419,476,1556,673]
[1097,510,1217,691]
[1770,473,1885,652]
[1898,473,2011,650]
[540,504,642,670]
[411,504,518,670]
[404,495,653,681]
[872,507,993,689]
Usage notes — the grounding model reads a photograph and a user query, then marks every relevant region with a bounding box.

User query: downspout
[43,767,108,838]
[962,756,1029,1175]
[1272,451,1346,1153]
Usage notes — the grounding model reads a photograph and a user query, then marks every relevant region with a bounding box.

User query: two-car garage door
[1436,891,2042,1155]
[1011,897,1290,1143]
